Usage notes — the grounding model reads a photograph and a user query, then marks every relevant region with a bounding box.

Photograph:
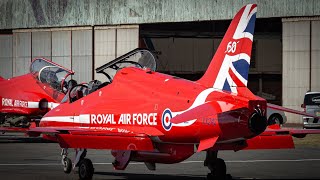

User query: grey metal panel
[0,35,12,58]
[13,32,31,77]
[14,32,31,57]
[52,30,71,69]
[72,56,92,83]
[52,57,71,70]
[72,30,92,82]
[72,30,92,56]
[32,31,51,59]
[0,57,12,79]
[311,20,320,91]
[116,28,138,57]
[0,35,12,78]
[282,20,310,123]
[13,57,30,76]
[94,28,116,81]
[2,0,320,29]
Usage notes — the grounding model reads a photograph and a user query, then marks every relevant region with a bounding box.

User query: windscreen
[96,48,157,82]
[304,93,320,105]
[30,58,74,93]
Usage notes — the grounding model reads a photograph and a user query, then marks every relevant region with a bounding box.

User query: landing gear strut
[61,148,72,174]
[60,148,94,180]
[204,151,227,180]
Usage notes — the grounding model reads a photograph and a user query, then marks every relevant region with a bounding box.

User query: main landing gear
[61,148,94,180]
[204,151,228,180]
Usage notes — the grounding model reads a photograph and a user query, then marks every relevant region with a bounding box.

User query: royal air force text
[90,113,157,126]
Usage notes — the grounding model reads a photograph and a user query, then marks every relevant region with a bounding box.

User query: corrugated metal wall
[311,21,320,91]
[13,32,31,76]
[2,0,320,30]
[32,31,51,60]
[52,30,71,69]
[94,25,139,81]
[0,35,12,78]
[94,27,116,81]
[9,26,138,83]
[282,17,320,123]
[72,29,93,83]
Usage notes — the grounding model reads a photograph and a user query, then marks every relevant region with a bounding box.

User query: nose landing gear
[60,148,94,180]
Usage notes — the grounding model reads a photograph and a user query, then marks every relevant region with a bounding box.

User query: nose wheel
[63,157,72,174]
[60,148,94,179]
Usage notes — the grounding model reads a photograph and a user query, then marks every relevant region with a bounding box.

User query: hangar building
[0,0,319,123]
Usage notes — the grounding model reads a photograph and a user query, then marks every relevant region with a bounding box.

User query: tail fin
[197,4,257,94]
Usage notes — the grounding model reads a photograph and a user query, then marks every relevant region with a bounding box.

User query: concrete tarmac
[0,133,319,180]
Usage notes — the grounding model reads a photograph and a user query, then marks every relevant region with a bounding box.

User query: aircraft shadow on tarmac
[94,171,317,180]
[0,136,55,143]
[94,171,211,180]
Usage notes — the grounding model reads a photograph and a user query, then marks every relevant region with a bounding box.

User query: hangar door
[0,34,13,78]
[282,18,320,123]
[94,25,139,81]
[11,25,139,83]
[12,28,93,83]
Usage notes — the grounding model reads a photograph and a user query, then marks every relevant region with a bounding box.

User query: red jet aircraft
[0,58,75,127]
[4,4,320,180]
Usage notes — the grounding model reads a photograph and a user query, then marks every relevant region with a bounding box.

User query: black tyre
[78,158,94,180]
[214,158,226,179]
[206,158,226,180]
[63,157,72,174]
[268,114,283,125]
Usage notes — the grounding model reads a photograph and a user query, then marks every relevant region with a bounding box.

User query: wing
[0,127,30,133]
[267,103,319,119]
[210,125,320,151]
[26,125,163,151]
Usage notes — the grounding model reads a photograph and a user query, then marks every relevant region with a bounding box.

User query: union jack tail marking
[197,4,257,94]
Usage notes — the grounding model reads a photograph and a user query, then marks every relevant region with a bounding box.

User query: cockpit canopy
[62,48,157,104]
[96,48,157,83]
[30,58,74,94]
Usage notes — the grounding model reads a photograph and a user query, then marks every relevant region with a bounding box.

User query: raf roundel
[161,108,173,131]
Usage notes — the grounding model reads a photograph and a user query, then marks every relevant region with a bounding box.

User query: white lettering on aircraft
[225,41,239,53]
[2,98,28,108]
[90,113,157,126]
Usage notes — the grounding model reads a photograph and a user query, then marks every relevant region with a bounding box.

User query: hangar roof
[0,0,319,30]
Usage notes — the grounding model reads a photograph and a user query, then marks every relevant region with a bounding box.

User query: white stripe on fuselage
[28,101,60,109]
[41,114,90,123]
[171,88,218,127]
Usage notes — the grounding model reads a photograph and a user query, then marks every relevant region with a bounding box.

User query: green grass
[293,134,320,148]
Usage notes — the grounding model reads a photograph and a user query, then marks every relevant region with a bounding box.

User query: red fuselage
[0,74,64,116]
[41,67,267,145]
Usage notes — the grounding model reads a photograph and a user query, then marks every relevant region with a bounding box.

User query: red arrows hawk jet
[9,4,320,180]
[0,58,75,128]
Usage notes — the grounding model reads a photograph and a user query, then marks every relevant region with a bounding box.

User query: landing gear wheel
[78,158,94,180]
[63,157,72,174]
[206,158,226,180]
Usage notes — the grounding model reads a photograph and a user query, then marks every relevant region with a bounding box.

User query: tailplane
[197,4,257,94]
